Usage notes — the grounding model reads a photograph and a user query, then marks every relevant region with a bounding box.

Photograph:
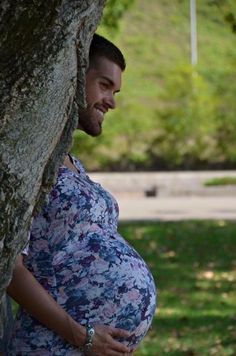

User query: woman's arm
[7,255,132,355]
[7,255,86,346]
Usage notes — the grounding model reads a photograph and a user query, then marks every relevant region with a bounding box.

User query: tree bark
[0,0,105,337]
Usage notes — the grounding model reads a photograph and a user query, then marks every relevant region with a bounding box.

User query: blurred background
[71,0,236,173]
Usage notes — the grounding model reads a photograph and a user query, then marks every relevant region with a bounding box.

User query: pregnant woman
[7,34,156,355]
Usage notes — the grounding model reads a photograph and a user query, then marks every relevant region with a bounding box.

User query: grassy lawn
[118,220,236,356]
[204,177,236,187]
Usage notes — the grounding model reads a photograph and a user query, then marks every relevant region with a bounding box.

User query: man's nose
[105,92,116,110]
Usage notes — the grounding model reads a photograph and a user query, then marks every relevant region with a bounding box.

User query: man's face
[77,56,122,136]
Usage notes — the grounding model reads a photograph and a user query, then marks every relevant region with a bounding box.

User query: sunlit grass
[204,177,236,186]
[119,220,236,355]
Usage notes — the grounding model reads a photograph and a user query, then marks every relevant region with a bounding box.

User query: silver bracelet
[83,324,95,353]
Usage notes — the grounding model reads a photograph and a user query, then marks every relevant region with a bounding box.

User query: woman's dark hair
[89,33,126,71]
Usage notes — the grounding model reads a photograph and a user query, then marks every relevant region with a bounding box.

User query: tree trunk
[0,0,105,338]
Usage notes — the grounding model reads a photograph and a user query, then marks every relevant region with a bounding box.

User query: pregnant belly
[54,232,157,348]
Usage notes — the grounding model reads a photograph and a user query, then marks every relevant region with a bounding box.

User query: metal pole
[190,0,198,65]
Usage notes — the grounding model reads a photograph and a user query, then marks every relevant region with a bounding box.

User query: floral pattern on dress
[9,158,156,355]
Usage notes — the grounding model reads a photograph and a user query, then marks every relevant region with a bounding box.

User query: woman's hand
[87,324,132,355]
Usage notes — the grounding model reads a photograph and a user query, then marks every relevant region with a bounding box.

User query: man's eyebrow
[100,76,120,93]
[100,76,114,85]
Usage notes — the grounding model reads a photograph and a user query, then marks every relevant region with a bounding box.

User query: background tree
[0,0,105,339]
[100,0,135,34]
[210,0,236,33]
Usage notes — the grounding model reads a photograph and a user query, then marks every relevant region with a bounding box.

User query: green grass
[118,220,236,356]
[204,177,236,186]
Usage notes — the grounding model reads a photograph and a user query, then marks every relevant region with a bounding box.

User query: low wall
[89,171,236,197]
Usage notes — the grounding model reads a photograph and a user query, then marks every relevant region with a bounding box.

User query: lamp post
[190,0,198,65]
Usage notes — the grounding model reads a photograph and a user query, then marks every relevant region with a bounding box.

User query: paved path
[116,195,236,221]
[89,171,236,221]
[90,171,236,197]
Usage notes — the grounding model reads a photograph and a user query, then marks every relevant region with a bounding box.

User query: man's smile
[95,108,105,118]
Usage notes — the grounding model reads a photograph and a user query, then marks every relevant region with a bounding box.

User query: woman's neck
[63,155,79,174]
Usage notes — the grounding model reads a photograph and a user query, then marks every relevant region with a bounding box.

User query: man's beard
[78,108,102,137]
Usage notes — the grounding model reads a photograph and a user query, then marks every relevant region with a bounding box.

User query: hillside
[72,0,236,171]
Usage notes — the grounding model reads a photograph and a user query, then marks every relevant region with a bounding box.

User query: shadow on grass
[119,220,236,356]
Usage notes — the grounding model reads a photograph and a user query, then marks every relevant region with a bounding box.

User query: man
[6,34,132,355]
[63,34,124,169]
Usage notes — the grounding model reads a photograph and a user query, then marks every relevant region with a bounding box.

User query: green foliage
[148,65,219,168]
[119,220,236,355]
[214,70,236,164]
[72,0,236,171]
[204,176,236,186]
[210,0,236,33]
[100,0,135,34]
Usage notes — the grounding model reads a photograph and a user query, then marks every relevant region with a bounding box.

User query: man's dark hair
[89,33,126,71]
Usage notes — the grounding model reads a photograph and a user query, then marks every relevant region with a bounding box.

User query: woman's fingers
[108,326,131,339]
[108,336,130,353]
[91,324,132,355]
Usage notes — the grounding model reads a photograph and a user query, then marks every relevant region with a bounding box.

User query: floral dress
[9,157,156,355]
